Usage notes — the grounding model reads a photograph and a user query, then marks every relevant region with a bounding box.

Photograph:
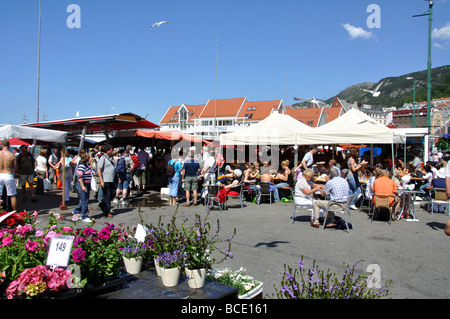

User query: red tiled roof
[199,98,247,118]
[159,106,180,124]
[236,100,282,122]
[323,107,343,123]
[285,107,322,127]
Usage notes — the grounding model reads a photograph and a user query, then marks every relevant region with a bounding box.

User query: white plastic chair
[322,194,356,232]
[291,196,314,224]
[429,188,450,216]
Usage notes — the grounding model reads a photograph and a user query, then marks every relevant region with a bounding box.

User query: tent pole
[59,145,68,210]
[391,143,395,172]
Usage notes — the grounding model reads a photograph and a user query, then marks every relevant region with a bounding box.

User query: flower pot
[154,257,161,276]
[160,267,181,287]
[238,282,263,299]
[185,268,207,289]
[123,256,143,275]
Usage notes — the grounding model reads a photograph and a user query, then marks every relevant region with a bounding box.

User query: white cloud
[432,22,450,40]
[433,42,447,50]
[341,23,374,40]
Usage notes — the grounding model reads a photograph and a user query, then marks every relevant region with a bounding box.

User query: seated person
[419,165,433,199]
[293,168,324,210]
[273,160,294,202]
[218,169,242,203]
[372,169,401,218]
[312,167,350,228]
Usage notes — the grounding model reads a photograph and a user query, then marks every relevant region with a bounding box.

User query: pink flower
[35,230,44,237]
[62,227,73,233]
[0,234,13,247]
[72,247,86,263]
[25,239,39,252]
[33,210,38,218]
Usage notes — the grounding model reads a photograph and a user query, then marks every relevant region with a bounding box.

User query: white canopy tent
[296,108,405,145]
[220,112,313,146]
[295,108,406,170]
[219,112,314,167]
[0,124,68,144]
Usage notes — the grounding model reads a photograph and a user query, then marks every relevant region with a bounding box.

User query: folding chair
[291,197,314,223]
[322,194,356,233]
[205,184,222,213]
[359,184,372,212]
[224,183,244,210]
[372,194,397,224]
[257,182,273,205]
[429,188,450,216]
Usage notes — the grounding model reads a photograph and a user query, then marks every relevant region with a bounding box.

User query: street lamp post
[413,0,434,130]
[36,0,42,123]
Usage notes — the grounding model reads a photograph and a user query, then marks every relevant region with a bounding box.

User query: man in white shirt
[301,145,318,171]
[202,149,216,183]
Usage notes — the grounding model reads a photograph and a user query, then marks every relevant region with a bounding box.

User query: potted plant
[122,239,147,275]
[182,213,236,289]
[155,250,185,287]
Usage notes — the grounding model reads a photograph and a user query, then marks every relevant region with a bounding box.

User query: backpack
[116,156,126,174]
[131,154,140,170]
[166,160,176,177]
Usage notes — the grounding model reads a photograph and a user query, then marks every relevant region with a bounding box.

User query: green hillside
[325,64,450,108]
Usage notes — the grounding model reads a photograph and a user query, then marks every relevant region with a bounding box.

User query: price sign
[134,224,148,242]
[46,235,74,268]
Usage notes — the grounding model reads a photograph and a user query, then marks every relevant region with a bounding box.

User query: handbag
[43,178,51,191]
[91,176,98,192]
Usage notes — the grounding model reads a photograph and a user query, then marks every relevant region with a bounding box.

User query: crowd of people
[2,138,450,232]
[0,141,157,222]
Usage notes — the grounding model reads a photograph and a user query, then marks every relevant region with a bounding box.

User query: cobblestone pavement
[20,186,450,299]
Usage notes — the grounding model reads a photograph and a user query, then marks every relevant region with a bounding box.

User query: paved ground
[18,186,450,299]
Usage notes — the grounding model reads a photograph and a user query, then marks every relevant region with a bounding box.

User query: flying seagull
[151,21,169,29]
[363,81,383,97]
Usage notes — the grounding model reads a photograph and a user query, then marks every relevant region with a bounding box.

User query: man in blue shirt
[181,147,201,207]
[311,167,349,228]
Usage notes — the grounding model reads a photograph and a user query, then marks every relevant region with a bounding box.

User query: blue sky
[1,0,449,126]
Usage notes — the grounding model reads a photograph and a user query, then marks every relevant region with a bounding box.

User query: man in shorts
[181,147,201,207]
[0,139,18,211]
[17,145,37,202]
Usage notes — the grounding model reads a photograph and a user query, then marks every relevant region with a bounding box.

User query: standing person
[35,149,48,195]
[97,144,115,218]
[410,152,422,177]
[0,140,18,211]
[17,145,37,202]
[56,149,73,203]
[90,145,104,202]
[137,146,150,193]
[114,148,133,205]
[181,147,201,207]
[72,152,93,223]
[48,148,60,188]
[347,147,367,210]
[215,149,225,176]
[167,156,182,205]
[129,146,141,195]
[201,149,216,183]
[301,145,318,171]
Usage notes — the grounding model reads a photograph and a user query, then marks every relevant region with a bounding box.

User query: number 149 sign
[46,235,75,268]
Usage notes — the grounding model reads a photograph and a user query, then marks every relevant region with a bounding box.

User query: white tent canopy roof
[0,124,68,143]
[297,108,406,145]
[220,112,313,145]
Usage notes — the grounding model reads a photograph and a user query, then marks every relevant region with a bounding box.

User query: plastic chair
[224,183,244,210]
[372,194,397,224]
[322,194,356,233]
[291,196,314,224]
[429,188,450,216]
